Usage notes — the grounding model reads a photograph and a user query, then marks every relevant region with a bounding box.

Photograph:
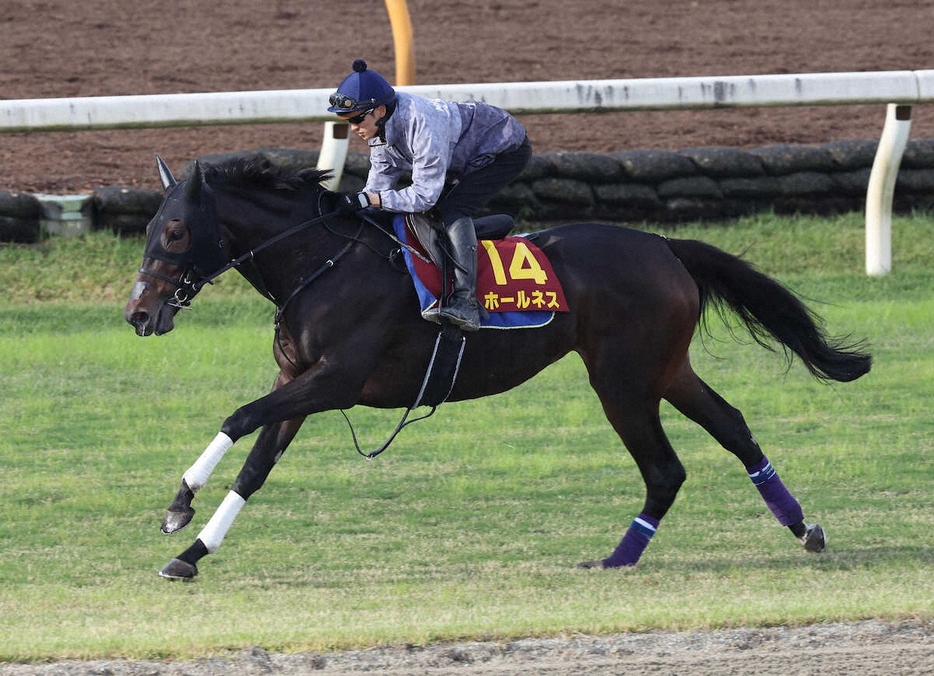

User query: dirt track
[3,0,934,194]
[2,1,932,673]
[2,620,932,675]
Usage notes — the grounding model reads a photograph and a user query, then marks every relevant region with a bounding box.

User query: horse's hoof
[800,523,826,552]
[162,507,195,534]
[159,558,198,580]
[576,559,607,569]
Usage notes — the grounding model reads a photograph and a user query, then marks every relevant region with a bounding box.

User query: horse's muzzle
[124,279,181,336]
[127,308,155,336]
[125,300,177,336]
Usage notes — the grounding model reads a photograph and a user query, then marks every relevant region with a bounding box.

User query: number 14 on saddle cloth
[393,215,569,329]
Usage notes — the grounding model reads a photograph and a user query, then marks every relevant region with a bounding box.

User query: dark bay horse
[125,156,871,579]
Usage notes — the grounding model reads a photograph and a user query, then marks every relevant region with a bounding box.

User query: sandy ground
[2,1,932,673]
[2,0,934,194]
[2,620,932,675]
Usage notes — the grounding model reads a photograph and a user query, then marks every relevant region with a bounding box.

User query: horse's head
[124,158,229,336]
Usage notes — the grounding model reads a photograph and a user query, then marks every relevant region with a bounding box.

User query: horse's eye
[169,229,185,241]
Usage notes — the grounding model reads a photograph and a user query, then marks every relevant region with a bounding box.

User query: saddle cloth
[392,215,568,330]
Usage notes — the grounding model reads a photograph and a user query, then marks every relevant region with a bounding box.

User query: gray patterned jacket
[364,92,527,213]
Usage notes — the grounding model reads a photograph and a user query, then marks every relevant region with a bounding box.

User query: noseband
[134,264,199,309]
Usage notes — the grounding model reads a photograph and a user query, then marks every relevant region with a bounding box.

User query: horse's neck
[214,188,341,301]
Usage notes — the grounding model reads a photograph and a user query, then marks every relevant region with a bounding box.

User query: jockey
[328,59,531,332]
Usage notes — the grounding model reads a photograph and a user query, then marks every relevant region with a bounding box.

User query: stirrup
[421,304,442,324]
[439,302,480,331]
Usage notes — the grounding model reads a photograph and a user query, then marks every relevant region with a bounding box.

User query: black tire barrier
[90,185,163,236]
[6,139,934,242]
[0,191,42,243]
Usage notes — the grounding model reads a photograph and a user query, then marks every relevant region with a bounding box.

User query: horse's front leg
[158,359,372,578]
[161,324,305,535]
[157,316,391,579]
[159,414,306,579]
[161,432,233,534]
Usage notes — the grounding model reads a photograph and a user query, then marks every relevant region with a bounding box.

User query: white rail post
[865,103,912,276]
[315,121,350,191]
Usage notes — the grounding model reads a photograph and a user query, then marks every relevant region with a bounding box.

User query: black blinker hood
[143,162,229,278]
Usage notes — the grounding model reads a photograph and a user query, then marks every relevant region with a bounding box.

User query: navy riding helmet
[328,59,397,114]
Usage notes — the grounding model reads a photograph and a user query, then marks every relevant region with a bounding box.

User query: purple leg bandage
[747,456,804,526]
[602,512,660,568]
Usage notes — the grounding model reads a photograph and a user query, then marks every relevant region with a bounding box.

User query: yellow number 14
[481,240,548,286]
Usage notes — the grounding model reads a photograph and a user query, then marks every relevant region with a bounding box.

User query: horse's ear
[156,156,177,190]
[185,160,203,202]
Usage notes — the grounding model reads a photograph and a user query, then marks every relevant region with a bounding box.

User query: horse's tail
[665,237,872,383]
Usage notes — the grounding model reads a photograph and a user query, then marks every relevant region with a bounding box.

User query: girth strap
[346,323,465,459]
[414,322,466,408]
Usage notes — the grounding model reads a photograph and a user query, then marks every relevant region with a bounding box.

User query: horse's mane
[202,155,333,193]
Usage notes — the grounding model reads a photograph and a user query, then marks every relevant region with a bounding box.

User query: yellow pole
[384,0,416,85]
[320,1,413,189]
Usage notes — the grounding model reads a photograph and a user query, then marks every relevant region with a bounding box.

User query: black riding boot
[440,216,481,331]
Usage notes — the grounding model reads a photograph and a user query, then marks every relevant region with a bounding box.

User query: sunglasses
[344,108,374,125]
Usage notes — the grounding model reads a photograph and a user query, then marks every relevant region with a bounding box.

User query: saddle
[403,211,514,273]
[398,213,567,330]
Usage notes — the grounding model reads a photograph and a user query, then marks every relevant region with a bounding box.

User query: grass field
[0,212,931,661]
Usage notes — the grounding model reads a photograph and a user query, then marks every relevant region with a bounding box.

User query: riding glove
[338,191,370,213]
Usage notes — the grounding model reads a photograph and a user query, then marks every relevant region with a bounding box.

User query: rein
[136,210,338,309]
[140,199,427,310]
[197,209,341,299]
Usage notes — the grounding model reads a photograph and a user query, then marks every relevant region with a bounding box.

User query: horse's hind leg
[663,358,826,552]
[578,379,687,569]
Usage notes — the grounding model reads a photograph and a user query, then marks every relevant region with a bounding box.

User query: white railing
[4,70,934,274]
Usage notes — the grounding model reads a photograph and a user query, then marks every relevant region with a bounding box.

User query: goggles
[328,91,382,112]
[328,92,357,111]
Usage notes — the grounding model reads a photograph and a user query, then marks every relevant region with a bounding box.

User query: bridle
[139,188,426,316]
[141,189,344,308]
[139,209,346,310]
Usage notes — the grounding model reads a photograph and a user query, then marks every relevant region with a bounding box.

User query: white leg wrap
[183,432,233,492]
[197,491,246,553]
